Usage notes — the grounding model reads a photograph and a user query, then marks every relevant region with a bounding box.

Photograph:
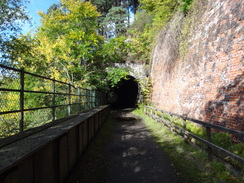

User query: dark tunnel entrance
[109,76,138,109]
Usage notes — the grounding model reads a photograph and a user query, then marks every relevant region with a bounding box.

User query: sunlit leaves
[0,0,29,36]
[179,0,193,13]
[101,36,131,64]
[128,0,179,63]
[0,0,29,62]
[140,0,178,29]
[34,0,104,85]
[107,67,129,87]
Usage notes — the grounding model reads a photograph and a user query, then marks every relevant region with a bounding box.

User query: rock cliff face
[150,0,243,133]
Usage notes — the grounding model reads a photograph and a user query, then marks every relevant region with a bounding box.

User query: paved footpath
[70,110,183,183]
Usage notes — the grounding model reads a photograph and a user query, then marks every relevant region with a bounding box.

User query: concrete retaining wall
[0,105,110,183]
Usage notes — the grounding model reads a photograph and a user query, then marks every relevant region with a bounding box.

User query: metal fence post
[84,89,87,110]
[87,89,89,109]
[89,90,91,109]
[52,79,56,121]
[20,68,24,132]
[78,87,81,112]
[68,84,71,116]
[96,91,98,107]
[96,92,101,106]
[93,91,95,108]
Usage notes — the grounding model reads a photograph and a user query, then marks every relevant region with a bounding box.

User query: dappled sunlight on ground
[103,110,183,183]
[70,110,184,183]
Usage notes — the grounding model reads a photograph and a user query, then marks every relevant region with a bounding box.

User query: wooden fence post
[183,117,187,143]
[169,114,173,132]
[206,126,212,161]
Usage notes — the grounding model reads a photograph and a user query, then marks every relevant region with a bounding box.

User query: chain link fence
[0,64,106,138]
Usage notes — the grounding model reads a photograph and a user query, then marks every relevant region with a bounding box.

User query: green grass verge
[133,107,243,183]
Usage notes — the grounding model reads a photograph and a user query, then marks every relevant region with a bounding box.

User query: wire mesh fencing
[0,64,106,138]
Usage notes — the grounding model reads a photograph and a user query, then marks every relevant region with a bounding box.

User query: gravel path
[70,110,183,183]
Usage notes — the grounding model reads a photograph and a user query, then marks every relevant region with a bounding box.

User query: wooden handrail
[144,106,244,164]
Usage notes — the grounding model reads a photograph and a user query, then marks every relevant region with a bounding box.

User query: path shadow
[103,111,182,183]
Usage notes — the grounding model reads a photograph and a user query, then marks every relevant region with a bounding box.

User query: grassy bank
[133,107,243,183]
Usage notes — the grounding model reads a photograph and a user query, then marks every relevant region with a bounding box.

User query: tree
[100,36,132,63]
[0,0,29,62]
[33,0,104,85]
[127,0,180,63]
[6,33,50,73]
[129,0,140,14]
[139,0,178,28]
[103,6,129,38]
[127,10,153,63]
[90,0,139,15]
[89,0,140,37]
[90,0,114,15]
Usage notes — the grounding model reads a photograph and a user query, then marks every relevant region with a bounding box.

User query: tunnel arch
[109,75,138,109]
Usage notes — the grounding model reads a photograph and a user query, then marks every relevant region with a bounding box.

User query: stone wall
[150,0,243,133]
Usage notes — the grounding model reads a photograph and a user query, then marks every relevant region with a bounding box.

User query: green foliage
[209,161,241,183]
[186,121,206,138]
[148,107,244,170]
[0,0,29,62]
[128,12,153,63]
[3,34,41,69]
[1,0,136,138]
[128,0,193,64]
[179,6,193,59]
[107,67,129,87]
[211,132,232,149]
[0,0,29,37]
[0,117,19,138]
[179,0,207,59]
[179,0,193,13]
[129,10,153,32]
[101,36,132,63]
[133,108,212,182]
[133,107,243,183]
[137,77,152,104]
[6,0,134,91]
[90,0,139,37]
[0,78,20,138]
[228,143,244,158]
[172,115,243,159]
[102,6,129,37]
[128,0,179,63]
[90,0,114,15]
[24,109,52,129]
[140,0,178,29]
[9,0,106,87]
[163,113,171,121]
